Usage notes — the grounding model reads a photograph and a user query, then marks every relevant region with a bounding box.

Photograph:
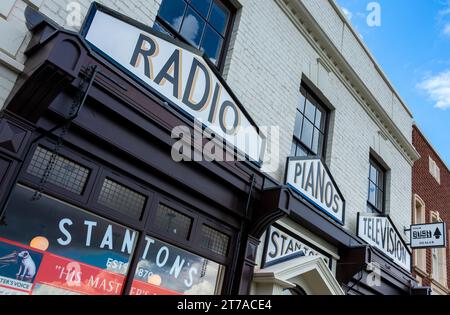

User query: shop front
[0,4,268,295]
[244,157,428,295]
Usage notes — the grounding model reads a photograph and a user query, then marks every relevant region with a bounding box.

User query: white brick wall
[0,0,413,236]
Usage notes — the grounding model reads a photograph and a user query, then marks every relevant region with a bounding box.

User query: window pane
[209,1,229,35]
[377,188,384,211]
[315,108,323,129]
[295,144,307,157]
[311,129,321,155]
[304,98,316,122]
[153,21,172,36]
[293,112,303,139]
[298,93,306,113]
[98,178,146,220]
[0,185,138,295]
[201,26,223,65]
[180,7,206,48]
[131,237,225,295]
[378,170,384,190]
[190,0,212,19]
[201,225,229,256]
[368,182,377,206]
[301,119,314,149]
[158,0,187,32]
[290,142,297,156]
[27,146,90,195]
[154,204,192,240]
[369,165,378,184]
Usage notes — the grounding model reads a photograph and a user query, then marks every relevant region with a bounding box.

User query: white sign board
[410,222,447,249]
[357,214,411,271]
[285,157,345,225]
[82,5,264,162]
[263,225,332,269]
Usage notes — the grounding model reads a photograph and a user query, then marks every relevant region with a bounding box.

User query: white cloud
[341,7,352,20]
[444,23,450,35]
[418,70,450,110]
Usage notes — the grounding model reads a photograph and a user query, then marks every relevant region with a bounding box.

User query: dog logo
[16,251,37,282]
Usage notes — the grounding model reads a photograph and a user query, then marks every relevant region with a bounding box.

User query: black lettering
[154,49,182,99]
[130,34,158,80]
[182,58,211,111]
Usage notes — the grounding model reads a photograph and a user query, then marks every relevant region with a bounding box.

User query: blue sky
[336,0,450,166]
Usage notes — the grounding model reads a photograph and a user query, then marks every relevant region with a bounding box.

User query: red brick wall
[412,125,450,292]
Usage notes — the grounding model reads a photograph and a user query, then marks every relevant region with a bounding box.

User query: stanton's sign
[82,5,264,162]
[357,214,411,271]
[285,157,345,225]
[262,225,332,268]
[410,222,447,249]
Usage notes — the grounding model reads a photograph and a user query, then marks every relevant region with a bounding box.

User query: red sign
[129,279,182,295]
[34,253,125,295]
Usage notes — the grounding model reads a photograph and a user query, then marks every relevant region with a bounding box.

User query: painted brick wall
[412,126,450,293]
[0,0,414,236]
[225,0,413,234]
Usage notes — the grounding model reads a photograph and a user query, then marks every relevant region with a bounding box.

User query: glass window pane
[190,0,212,19]
[27,146,90,195]
[201,225,229,256]
[158,0,187,32]
[301,119,314,149]
[154,204,192,240]
[293,112,303,139]
[377,188,384,211]
[290,142,297,156]
[304,98,316,123]
[201,26,223,65]
[180,8,206,48]
[311,129,321,155]
[368,182,377,206]
[298,93,306,113]
[315,108,323,128]
[209,1,229,36]
[369,165,378,184]
[98,178,146,220]
[378,171,384,190]
[0,185,138,295]
[296,144,307,157]
[130,236,225,295]
[153,21,173,36]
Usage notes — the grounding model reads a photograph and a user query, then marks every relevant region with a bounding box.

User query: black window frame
[14,140,236,295]
[367,156,386,214]
[154,0,237,73]
[291,84,329,160]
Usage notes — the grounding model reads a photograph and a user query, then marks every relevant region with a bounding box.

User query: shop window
[154,0,234,68]
[97,178,147,220]
[367,157,386,214]
[413,196,427,272]
[129,236,225,295]
[27,146,90,195]
[0,185,138,295]
[431,212,447,286]
[200,225,229,257]
[154,204,193,240]
[291,86,327,158]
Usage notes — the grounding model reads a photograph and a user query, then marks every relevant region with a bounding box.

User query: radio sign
[410,222,446,249]
[81,4,264,163]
